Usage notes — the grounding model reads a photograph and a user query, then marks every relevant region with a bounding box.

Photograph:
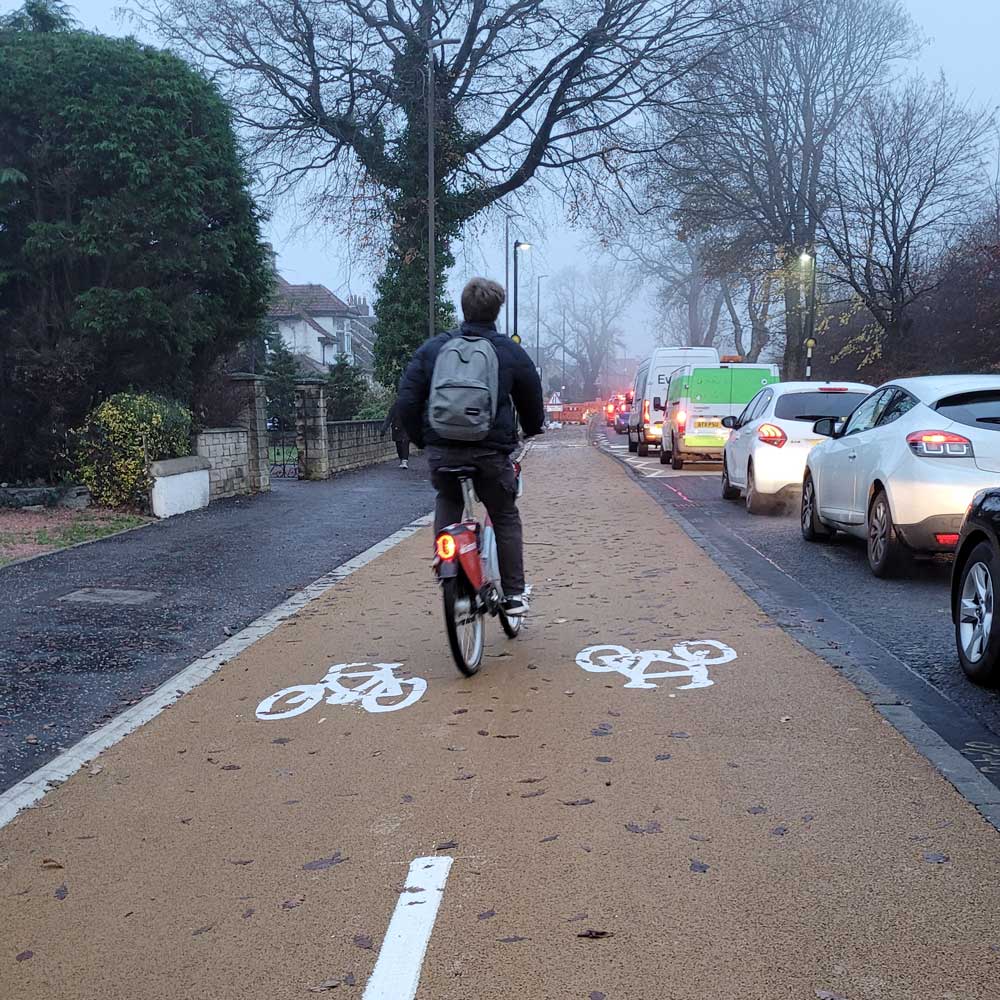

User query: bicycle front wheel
[442,578,484,676]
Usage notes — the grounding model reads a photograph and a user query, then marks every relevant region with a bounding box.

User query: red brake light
[643,400,650,423]
[818,387,849,393]
[436,534,457,560]
[935,533,961,547]
[607,403,615,414]
[758,423,787,448]
[906,430,974,458]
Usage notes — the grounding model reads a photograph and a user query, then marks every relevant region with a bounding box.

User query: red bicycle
[433,461,523,675]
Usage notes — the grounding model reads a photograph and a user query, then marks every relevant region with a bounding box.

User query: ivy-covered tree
[0,18,272,480]
[326,354,369,421]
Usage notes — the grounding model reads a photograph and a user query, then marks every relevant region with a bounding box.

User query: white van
[627,346,721,455]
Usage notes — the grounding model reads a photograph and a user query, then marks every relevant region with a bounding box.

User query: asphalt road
[0,456,433,792]
[598,428,1000,743]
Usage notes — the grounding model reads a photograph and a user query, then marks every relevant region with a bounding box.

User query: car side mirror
[813,417,839,437]
[721,416,738,430]
[653,396,663,412]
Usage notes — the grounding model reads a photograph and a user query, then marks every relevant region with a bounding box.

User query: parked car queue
[623,351,1000,686]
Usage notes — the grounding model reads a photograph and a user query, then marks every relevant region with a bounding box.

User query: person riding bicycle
[396,276,544,615]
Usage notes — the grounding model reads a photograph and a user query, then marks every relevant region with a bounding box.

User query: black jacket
[396,321,545,453]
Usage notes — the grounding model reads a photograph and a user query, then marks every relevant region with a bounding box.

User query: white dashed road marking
[362,856,454,1000]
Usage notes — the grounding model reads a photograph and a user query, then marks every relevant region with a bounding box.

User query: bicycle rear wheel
[442,577,484,676]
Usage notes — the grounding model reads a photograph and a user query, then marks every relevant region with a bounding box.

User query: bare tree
[541,266,638,398]
[134,0,753,381]
[820,75,993,356]
[655,0,918,376]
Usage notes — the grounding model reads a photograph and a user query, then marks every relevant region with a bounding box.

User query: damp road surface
[2,427,999,999]
[0,456,434,792]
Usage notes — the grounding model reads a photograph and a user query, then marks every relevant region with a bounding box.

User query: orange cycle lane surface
[2,428,999,1000]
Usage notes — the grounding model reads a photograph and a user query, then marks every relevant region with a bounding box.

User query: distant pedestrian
[381,400,410,469]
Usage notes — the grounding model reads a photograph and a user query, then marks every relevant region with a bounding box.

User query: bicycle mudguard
[436,523,485,590]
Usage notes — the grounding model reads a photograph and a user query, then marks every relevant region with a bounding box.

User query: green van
[661,363,779,469]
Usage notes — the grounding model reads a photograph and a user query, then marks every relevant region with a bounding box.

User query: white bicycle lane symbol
[576,641,737,690]
[256,662,426,720]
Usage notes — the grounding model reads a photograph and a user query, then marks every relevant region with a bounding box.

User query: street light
[425,35,460,341]
[536,273,548,385]
[800,250,818,378]
[511,240,531,343]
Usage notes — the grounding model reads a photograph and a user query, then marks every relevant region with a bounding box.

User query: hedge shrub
[73,393,191,507]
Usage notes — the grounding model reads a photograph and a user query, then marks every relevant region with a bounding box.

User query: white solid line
[362,856,453,1000]
[0,512,434,831]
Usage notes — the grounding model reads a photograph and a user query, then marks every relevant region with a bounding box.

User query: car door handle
[848,453,857,461]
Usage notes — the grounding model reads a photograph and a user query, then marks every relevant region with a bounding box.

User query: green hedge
[73,393,191,508]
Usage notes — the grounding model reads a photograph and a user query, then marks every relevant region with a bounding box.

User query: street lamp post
[800,250,818,379]
[512,240,530,343]
[504,215,510,337]
[536,273,547,386]
[561,314,566,387]
[425,35,459,341]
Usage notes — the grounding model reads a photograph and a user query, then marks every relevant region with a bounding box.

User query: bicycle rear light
[436,534,457,560]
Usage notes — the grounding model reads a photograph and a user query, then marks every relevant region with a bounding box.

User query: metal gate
[268,423,298,479]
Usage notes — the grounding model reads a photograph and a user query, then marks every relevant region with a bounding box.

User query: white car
[721,380,874,513]
[801,375,1000,577]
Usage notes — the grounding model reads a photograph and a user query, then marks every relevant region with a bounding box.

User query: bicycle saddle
[436,465,477,476]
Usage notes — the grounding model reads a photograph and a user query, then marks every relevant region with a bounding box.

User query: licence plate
[695,419,721,428]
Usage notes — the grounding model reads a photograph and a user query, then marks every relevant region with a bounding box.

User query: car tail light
[906,430,974,458]
[436,533,457,560]
[818,386,849,393]
[607,403,614,414]
[643,400,650,424]
[676,409,687,433]
[935,533,960,547]
[757,423,787,448]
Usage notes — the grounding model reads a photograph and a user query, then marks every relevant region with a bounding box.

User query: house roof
[270,276,352,317]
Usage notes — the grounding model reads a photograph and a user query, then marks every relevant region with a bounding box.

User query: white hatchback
[721,380,874,513]
[801,375,1000,577]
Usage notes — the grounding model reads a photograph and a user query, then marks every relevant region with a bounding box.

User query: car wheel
[628,431,637,453]
[745,462,772,514]
[659,445,670,465]
[956,541,1000,685]
[671,443,684,471]
[800,473,832,542]
[637,438,649,457]
[867,488,907,578]
[721,455,740,500]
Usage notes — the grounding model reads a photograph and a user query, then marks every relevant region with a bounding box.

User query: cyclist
[396,276,544,615]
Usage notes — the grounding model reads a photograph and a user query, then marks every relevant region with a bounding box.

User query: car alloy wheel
[867,489,904,577]
[960,560,994,664]
[800,474,830,542]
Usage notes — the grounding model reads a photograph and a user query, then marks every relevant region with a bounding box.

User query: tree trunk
[782,258,805,379]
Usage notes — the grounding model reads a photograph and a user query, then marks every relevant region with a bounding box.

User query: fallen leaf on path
[454,773,475,781]
[446,746,466,752]
[625,821,662,835]
[669,731,690,739]
[815,992,847,1000]
[518,777,545,783]
[303,852,348,871]
[495,734,520,739]
[353,934,373,950]
[562,799,595,807]
[308,979,341,992]
[566,913,588,922]
[497,935,529,943]
[15,951,33,962]
[53,884,68,900]
[401,794,414,804]
[192,925,214,936]
[747,805,767,816]
[520,790,545,798]
[452,709,468,715]
[220,764,241,771]
[88,765,103,777]
[41,858,63,870]
[689,834,710,843]
[690,860,710,873]
[271,737,292,745]
[25,736,38,745]
[242,908,255,919]
[540,835,558,843]
[343,974,356,986]
[770,826,789,837]
[282,897,304,910]
[435,840,458,851]
[577,929,613,939]
[922,852,950,864]
[655,754,672,761]
[590,993,607,1000]
[780,716,792,723]
[595,756,612,764]
[478,910,496,920]
[477,730,489,736]
[553,618,569,624]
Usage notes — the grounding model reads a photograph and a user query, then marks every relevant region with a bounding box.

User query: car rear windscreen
[773,391,867,422]
[936,391,1000,431]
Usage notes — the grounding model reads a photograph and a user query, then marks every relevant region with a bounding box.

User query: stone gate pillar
[228,373,271,494]
[295,378,331,480]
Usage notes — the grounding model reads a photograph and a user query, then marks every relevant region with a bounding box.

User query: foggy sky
[5,0,999,357]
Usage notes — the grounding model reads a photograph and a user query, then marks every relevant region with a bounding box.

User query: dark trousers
[395,439,410,461]
[427,446,525,595]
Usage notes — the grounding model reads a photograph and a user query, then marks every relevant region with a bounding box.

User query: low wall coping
[150,456,212,478]
[196,427,248,435]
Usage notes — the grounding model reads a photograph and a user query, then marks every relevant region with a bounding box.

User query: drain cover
[59,588,158,606]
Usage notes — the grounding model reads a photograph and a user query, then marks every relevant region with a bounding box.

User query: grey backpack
[427,334,500,441]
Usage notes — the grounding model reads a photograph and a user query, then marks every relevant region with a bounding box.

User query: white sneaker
[503,594,529,616]
[400,460,408,469]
